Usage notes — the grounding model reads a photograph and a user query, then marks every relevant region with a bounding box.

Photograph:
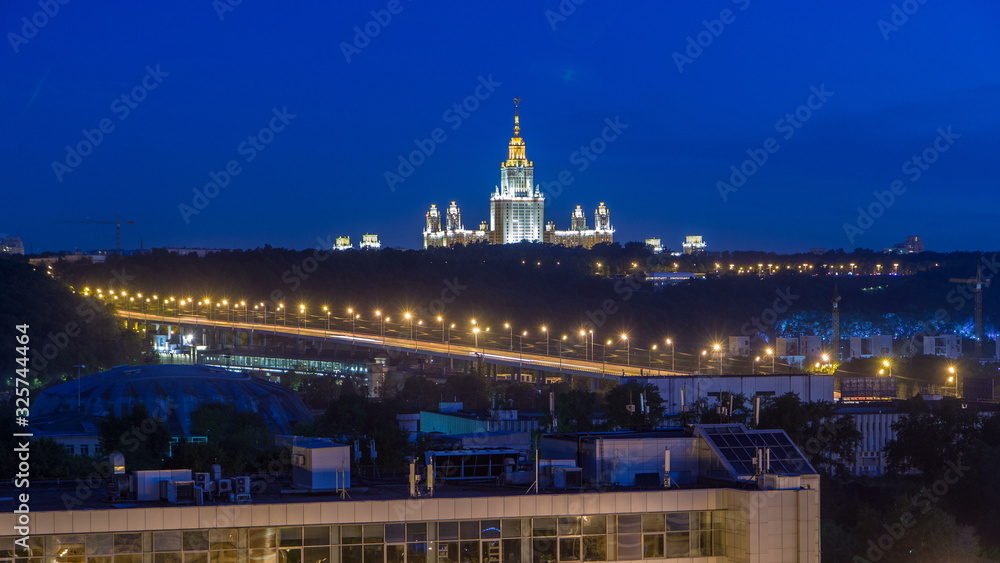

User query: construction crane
[55,214,135,253]
[831,283,841,361]
[949,265,991,360]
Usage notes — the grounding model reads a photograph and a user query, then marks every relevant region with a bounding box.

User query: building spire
[506,97,527,163]
[513,97,521,137]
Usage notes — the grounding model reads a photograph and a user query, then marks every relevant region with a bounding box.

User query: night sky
[2,1,998,254]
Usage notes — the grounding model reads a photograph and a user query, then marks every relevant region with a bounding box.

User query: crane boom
[54,214,136,253]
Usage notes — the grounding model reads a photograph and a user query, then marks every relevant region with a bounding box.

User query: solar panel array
[700,425,816,477]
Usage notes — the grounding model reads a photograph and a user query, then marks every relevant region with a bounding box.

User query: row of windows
[64,444,97,456]
[2,512,725,562]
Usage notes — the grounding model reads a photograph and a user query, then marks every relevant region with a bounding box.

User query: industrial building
[3,424,821,562]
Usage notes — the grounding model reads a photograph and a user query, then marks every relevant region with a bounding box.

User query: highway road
[116,311,688,380]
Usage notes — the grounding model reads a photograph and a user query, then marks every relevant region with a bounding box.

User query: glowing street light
[665,338,675,372]
[765,347,775,374]
[620,333,630,366]
[504,323,513,351]
[375,310,384,343]
[699,350,706,375]
[882,359,892,378]
[948,365,958,397]
[713,342,722,375]
[649,344,657,369]
[541,326,549,356]
[405,312,415,347]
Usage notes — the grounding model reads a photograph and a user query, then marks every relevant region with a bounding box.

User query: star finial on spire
[513,97,521,136]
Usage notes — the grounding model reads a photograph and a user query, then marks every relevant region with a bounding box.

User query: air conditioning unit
[234,476,251,495]
[217,479,233,495]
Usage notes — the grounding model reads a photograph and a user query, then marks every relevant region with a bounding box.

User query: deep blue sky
[2,1,998,253]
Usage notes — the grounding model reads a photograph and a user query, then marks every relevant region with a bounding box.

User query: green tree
[99,403,171,470]
[885,396,980,482]
[696,392,753,424]
[758,392,861,475]
[441,374,492,410]
[542,389,598,432]
[604,380,664,431]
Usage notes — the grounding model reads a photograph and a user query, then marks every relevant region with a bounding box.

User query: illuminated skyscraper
[423,99,612,249]
[489,98,545,244]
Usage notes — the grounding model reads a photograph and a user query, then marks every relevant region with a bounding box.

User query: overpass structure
[116,311,687,382]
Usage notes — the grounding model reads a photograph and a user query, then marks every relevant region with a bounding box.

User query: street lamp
[473,326,481,349]
[559,334,568,374]
[765,347,775,374]
[278,303,286,326]
[299,304,306,329]
[375,310,384,343]
[405,312,415,347]
[323,305,330,331]
[713,343,722,375]
[882,359,892,378]
[754,356,761,374]
[541,326,549,356]
[620,333,630,366]
[504,323,513,351]
[948,366,958,397]
[604,339,612,374]
[665,338,675,372]
[699,350,706,374]
[649,344,657,370]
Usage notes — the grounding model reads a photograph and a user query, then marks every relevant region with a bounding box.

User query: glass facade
[0,511,725,563]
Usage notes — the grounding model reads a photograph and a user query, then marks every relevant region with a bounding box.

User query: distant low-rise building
[682,235,706,254]
[360,233,381,249]
[1,236,24,254]
[923,334,962,359]
[849,335,893,359]
[884,235,925,254]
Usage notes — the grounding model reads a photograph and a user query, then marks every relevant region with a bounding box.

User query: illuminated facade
[423,99,614,250]
[360,234,381,250]
[543,203,614,249]
[682,235,706,255]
